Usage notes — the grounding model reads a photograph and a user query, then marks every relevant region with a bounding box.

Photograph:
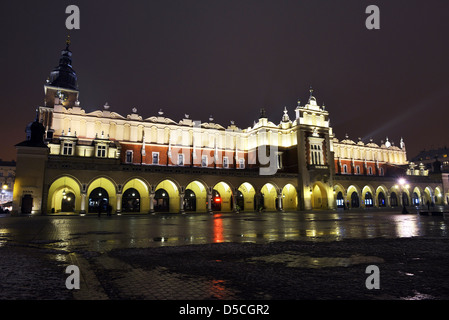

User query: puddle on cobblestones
[248,252,384,268]
[401,291,436,300]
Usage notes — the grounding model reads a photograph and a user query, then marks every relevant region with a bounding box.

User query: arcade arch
[261,183,278,211]
[311,182,328,209]
[122,178,149,213]
[282,183,298,211]
[87,177,117,213]
[237,182,256,212]
[47,176,82,213]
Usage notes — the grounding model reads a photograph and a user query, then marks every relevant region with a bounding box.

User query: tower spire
[65,35,71,50]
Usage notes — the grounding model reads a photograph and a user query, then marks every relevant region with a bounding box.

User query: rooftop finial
[65,35,71,50]
[309,86,314,97]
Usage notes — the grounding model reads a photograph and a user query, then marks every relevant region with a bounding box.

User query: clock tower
[40,36,80,138]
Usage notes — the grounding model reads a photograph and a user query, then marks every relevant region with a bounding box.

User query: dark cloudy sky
[1,0,448,161]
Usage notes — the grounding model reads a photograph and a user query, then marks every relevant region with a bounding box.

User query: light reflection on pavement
[0,211,447,253]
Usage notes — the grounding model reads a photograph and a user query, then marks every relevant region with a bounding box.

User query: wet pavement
[0,210,449,300]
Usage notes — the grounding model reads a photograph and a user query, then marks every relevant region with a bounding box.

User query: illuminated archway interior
[155,180,179,212]
[238,182,256,211]
[282,184,297,210]
[47,176,81,213]
[311,183,327,209]
[122,179,149,213]
[213,182,233,212]
[185,180,207,212]
[347,185,359,208]
[261,183,278,211]
[87,177,117,213]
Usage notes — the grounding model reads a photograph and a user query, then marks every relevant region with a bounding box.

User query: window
[223,156,229,168]
[379,167,384,176]
[201,155,208,167]
[343,164,348,173]
[97,145,106,158]
[63,142,73,155]
[368,167,373,175]
[239,158,245,169]
[310,144,323,165]
[356,166,360,174]
[178,154,184,166]
[125,150,133,163]
[152,152,159,165]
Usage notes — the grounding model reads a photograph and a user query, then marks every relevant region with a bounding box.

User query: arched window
[343,164,348,173]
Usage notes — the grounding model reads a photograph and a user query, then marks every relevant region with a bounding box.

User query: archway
[87,177,117,214]
[154,188,170,212]
[412,192,420,206]
[261,183,278,211]
[311,183,328,209]
[424,187,433,206]
[378,192,386,207]
[88,187,109,213]
[336,191,345,208]
[185,180,207,212]
[61,192,76,212]
[212,182,233,212]
[122,178,149,213]
[347,185,360,208]
[351,192,360,208]
[122,188,140,212]
[155,179,179,212]
[282,184,298,211]
[47,176,82,214]
[435,187,443,205]
[364,192,373,207]
[390,192,398,207]
[211,189,222,211]
[238,182,256,212]
[362,186,375,208]
[184,189,196,211]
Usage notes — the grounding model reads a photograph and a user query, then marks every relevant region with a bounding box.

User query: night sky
[1,0,448,162]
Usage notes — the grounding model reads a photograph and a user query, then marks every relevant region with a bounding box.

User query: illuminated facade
[12,41,445,215]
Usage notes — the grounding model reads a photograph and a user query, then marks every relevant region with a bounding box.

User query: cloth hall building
[12,41,445,215]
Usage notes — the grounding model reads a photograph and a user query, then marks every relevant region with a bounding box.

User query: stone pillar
[207,189,212,213]
[277,191,283,212]
[179,191,185,214]
[80,193,87,214]
[149,191,155,214]
[116,193,122,214]
[232,188,237,212]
